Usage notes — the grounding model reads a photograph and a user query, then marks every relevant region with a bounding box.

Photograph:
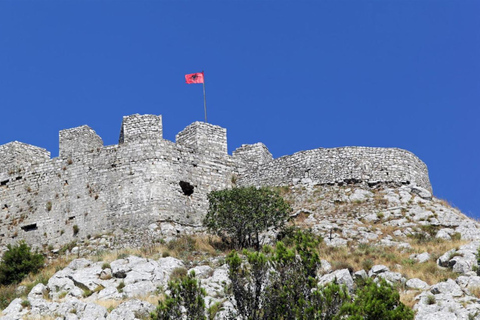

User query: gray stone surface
[430,279,463,297]
[106,299,155,320]
[238,147,431,192]
[406,278,429,290]
[368,265,389,277]
[411,252,431,264]
[318,269,354,292]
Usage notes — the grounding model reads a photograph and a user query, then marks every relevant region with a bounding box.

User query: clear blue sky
[1,1,479,217]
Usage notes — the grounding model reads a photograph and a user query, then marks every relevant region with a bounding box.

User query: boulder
[406,278,429,290]
[368,265,389,277]
[28,283,47,300]
[376,271,406,285]
[319,259,332,274]
[318,269,354,292]
[353,270,368,281]
[410,187,432,200]
[435,229,453,240]
[410,252,431,264]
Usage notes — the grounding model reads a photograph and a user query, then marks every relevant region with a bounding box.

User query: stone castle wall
[236,147,431,191]
[0,114,432,249]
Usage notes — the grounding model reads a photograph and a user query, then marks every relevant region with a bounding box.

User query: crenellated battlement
[59,125,103,159]
[176,122,227,157]
[119,114,163,144]
[0,114,432,249]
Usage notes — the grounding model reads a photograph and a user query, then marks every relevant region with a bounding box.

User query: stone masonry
[0,114,432,249]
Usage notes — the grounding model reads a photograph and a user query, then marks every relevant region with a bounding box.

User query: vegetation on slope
[0,185,476,318]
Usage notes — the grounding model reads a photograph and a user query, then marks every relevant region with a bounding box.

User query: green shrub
[420,224,440,237]
[476,246,480,276]
[59,241,77,255]
[0,241,45,285]
[426,294,436,305]
[226,230,340,319]
[207,301,223,320]
[21,299,30,308]
[151,271,206,320]
[73,225,79,236]
[203,187,292,250]
[117,281,125,293]
[337,278,414,320]
[451,232,462,241]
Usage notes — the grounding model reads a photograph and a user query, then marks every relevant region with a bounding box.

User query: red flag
[185,72,204,84]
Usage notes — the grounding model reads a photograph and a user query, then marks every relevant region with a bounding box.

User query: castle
[0,114,431,248]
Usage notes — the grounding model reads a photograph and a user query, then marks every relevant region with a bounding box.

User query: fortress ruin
[0,114,431,247]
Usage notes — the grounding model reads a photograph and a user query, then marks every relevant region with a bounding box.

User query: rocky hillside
[2,183,480,319]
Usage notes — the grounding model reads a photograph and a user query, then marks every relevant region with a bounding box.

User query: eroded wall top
[0,142,50,176]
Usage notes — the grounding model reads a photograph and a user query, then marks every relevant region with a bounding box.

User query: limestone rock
[353,270,367,281]
[106,299,155,320]
[410,186,432,200]
[319,259,332,274]
[318,269,354,292]
[410,252,431,264]
[406,278,429,290]
[376,271,406,285]
[368,265,389,277]
[28,283,47,301]
[430,279,463,297]
[1,298,28,318]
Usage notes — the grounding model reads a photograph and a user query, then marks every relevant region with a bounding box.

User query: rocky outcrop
[1,185,480,319]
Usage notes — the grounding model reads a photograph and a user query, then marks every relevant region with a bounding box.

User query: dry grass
[0,256,72,311]
[409,238,468,261]
[400,290,420,309]
[94,294,160,312]
[94,299,125,311]
[319,234,466,285]
[93,234,223,264]
[469,286,480,299]
[402,261,458,285]
[21,256,71,288]
[23,315,57,320]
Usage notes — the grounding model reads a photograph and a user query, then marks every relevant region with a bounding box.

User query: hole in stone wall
[15,176,22,181]
[69,216,75,220]
[21,223,38,232]
[2,204,8,209]
[1,180,8,186]
[179,181,194,196]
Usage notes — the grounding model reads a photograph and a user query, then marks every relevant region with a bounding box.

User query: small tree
[226,231,350,320]
[204,187,292,250]
[151,271,206,320]
[0,241,45,285]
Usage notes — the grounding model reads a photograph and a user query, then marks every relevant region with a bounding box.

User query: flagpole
[203,71,207,123]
